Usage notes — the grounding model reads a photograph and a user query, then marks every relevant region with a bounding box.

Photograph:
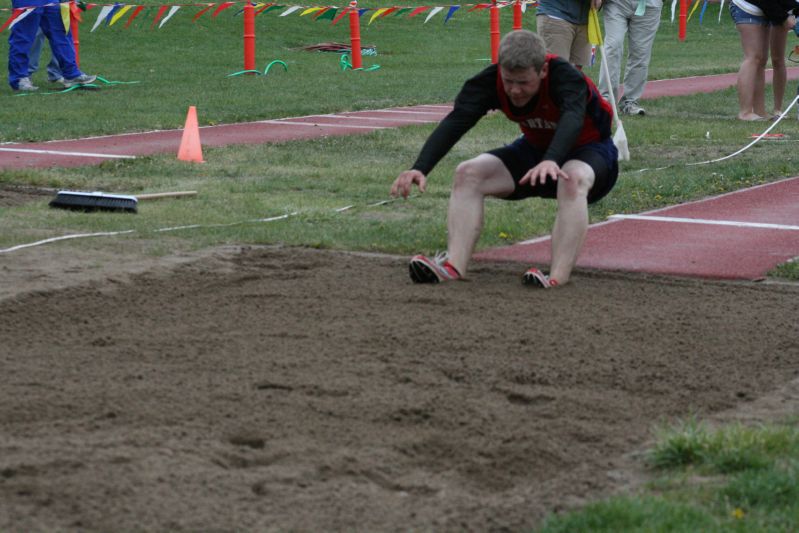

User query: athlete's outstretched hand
[391,170,427,198]
[519,160,569,187]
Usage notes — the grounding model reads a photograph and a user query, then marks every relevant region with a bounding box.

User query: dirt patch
[0,245,797,531]
[0,186,55,208]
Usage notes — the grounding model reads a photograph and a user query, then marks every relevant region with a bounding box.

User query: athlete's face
[500,63,548,107]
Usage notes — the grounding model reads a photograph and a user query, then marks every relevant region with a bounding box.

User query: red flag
[0,8,25,33]
[407,6,431,17]
[193,3,216,21]
[211,1,235,17]
[125,5,144,28]
[150,5,169,28]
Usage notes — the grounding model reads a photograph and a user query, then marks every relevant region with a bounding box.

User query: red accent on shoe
[549,279,559,287]
[443,261,461,278]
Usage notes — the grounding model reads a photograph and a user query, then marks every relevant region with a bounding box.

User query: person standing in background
[598,0,663,116]
[28,28,65,86]
[536,0,604,70]
[729,0,797,121]
[7,0,95,91]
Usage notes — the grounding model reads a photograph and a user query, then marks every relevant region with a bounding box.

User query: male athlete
[390,30,618,287]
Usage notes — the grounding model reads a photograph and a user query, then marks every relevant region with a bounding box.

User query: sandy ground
[1,240,798,532]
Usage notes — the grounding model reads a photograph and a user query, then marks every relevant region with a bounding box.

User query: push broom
[49,190,197,213]
[589,7,630,161]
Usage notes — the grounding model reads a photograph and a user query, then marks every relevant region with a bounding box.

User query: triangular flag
[259,4,284,15]
[407,6,431,17]
[124,5,145,27]
[280,6,302,16]
[150,5,169,28]
[211,2,235,17]
[687,0,701,22]
[369,7,388,24]
[301,6,324,16]
[1,8,25,33]
[159,6,180,28]
[315,7,337,20]
[106,3,124,25]
[331,6,351,24]
[60,2,70,32]
[394,7,412,16]
[468,3,491,11]
[444,5,459,22]
[110,5,134,26]
[90,5,113,31]
[193,3,216,21]
[69,2,83,23]
[424,6,444,23]
[718,0,724,22]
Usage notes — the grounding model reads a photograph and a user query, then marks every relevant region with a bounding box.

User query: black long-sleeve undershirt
[410,58,589,176]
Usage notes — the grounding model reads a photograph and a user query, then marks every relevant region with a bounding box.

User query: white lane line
[362,109,449,116]
[323,114,438,123]
[259,120,386,130]
[0,147,136,159]
[609,214,799,231]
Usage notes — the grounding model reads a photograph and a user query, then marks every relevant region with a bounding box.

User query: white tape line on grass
[609,214,799,231]
[0,147,136,159]
[0,230,136,254]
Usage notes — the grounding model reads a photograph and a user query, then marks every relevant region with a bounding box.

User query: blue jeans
[29,28,64,81]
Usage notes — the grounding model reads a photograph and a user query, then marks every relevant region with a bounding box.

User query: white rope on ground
[622,94,799,175]
[0,230,135,254]
[0,199,405,254]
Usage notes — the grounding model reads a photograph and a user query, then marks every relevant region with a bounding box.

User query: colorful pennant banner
[1,0,536,32]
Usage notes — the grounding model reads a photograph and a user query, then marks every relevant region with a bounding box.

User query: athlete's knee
[453,159,488,192]
[558,165,593,201]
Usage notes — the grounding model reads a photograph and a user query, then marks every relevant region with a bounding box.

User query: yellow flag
[588,7,602,46]
[60,1,70,32]
[300,7,323,16]
[369,7,389,24]
[110,5,134,26]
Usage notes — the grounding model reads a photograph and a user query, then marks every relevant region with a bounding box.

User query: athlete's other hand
[519,160,569,187]
[391,170,427,198]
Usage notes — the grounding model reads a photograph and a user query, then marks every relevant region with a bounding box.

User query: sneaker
[62,74,97,88]
[522,267,558,288]
[408,253,461,283]
[14,77,38,92]
[49,76,65,85]
[621,101,646,116]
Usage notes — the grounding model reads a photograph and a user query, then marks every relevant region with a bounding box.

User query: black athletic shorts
[487,135,619,203]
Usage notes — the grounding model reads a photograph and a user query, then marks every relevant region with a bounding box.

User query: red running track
[474,177,799,281]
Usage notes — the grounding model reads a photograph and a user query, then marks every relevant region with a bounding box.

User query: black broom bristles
[49,191,139,213]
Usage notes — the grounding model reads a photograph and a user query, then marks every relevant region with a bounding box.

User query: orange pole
[70,0,80,67]
[348,1,362,69]
[490,1,500,64]
[243,1,256,72]
[678,0,687,41]
[513,0,522,30]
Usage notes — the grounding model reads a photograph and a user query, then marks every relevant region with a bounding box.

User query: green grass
[538,419,799,533]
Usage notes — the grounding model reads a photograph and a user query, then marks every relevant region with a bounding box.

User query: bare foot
[738,112,766,121]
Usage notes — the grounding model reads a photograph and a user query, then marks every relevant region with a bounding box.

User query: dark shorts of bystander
[488,135,619,203]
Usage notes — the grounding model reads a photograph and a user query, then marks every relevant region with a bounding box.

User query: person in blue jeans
[7,0,95,91]
[29,27,65,85]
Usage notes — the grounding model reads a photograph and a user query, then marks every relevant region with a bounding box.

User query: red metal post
[243,1,256,72]
[513,0,522,30]
[70,0,80,66]
[490,1,500,63]
[678,0,687,41]
[348,1,362,69]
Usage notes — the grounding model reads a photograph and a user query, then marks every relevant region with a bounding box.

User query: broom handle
[599,44,622,126]
[136,191,198,201]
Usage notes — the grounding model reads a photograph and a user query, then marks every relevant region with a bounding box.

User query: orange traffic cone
[177,106,204,163]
